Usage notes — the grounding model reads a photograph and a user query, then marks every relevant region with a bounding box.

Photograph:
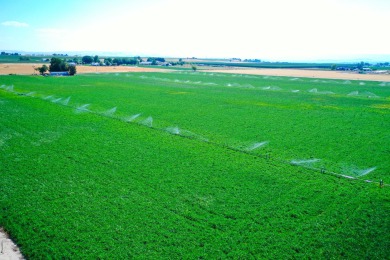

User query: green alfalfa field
[0,71,389,258]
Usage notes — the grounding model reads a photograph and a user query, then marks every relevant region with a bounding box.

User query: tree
[104,58,112,66]
[111,57,138,65]
[82,55,93,64]
[35,65,48,75]
[191,64,197,72]
[330,64,337,70]
[48,58,76,75]
[357,61,364,70]
[68,65,77,76]
[49,57,68,72]
[112,58,121,65]
[93,55,99,63]
[147,57,165,63]
[71,57,80,64]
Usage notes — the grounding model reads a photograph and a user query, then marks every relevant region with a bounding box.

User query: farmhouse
[50,71,69,76]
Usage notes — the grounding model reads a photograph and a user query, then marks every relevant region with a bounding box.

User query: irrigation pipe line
[2,87,388,188]
[221,145,389,187]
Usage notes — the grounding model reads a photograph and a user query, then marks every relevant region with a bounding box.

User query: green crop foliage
[1,72,389,179]
[0,72,389,258]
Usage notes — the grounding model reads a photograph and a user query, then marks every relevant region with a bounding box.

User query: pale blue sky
[1,0,389,61]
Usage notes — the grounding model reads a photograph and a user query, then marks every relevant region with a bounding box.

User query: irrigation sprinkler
[7,86,387,189]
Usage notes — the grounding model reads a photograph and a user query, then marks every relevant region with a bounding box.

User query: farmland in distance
[0,72,389,258]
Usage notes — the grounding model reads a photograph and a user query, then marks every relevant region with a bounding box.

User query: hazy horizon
[1,0,389,62]
[2,50,390,63]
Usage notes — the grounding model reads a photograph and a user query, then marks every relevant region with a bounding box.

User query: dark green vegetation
[35,64,48,75]
[0,54,50,63]
[48,58,77,75]
[1,72,389,258]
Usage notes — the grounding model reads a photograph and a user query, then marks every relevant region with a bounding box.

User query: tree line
[80,55,142,66]
[33,55,187,76]
[80,55,184,66]
[0,52,20,56]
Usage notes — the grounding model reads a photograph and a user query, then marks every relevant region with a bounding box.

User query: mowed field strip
[1,71,389,258]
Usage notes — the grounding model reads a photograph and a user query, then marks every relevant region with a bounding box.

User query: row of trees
[19,56,30,61]
[106,57,142,66]
[81,55,99,64]
[80,55,184,66]
[147,57,166,63]
[244,59,261,62]
[43,55,188,67]
[80,55,141,66]
[0,52,20,56]
[170,58,185,66]
[33,56,192,75]
[330,61,376,71]
[35,58,76,75]
[376,62,389,67]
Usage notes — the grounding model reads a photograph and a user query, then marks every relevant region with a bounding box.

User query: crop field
[0,55,51,64]
[0,72,389,258]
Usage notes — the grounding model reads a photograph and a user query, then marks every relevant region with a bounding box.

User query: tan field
[0,63,389,82]
[209,68,390,82]
[0,63,168,75]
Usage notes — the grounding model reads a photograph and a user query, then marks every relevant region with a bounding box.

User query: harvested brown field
[208,68,390,82]
[1,63,389,82]
[0,63,168,75]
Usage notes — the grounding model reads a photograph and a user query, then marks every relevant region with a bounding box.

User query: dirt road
[0,228,24,259]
